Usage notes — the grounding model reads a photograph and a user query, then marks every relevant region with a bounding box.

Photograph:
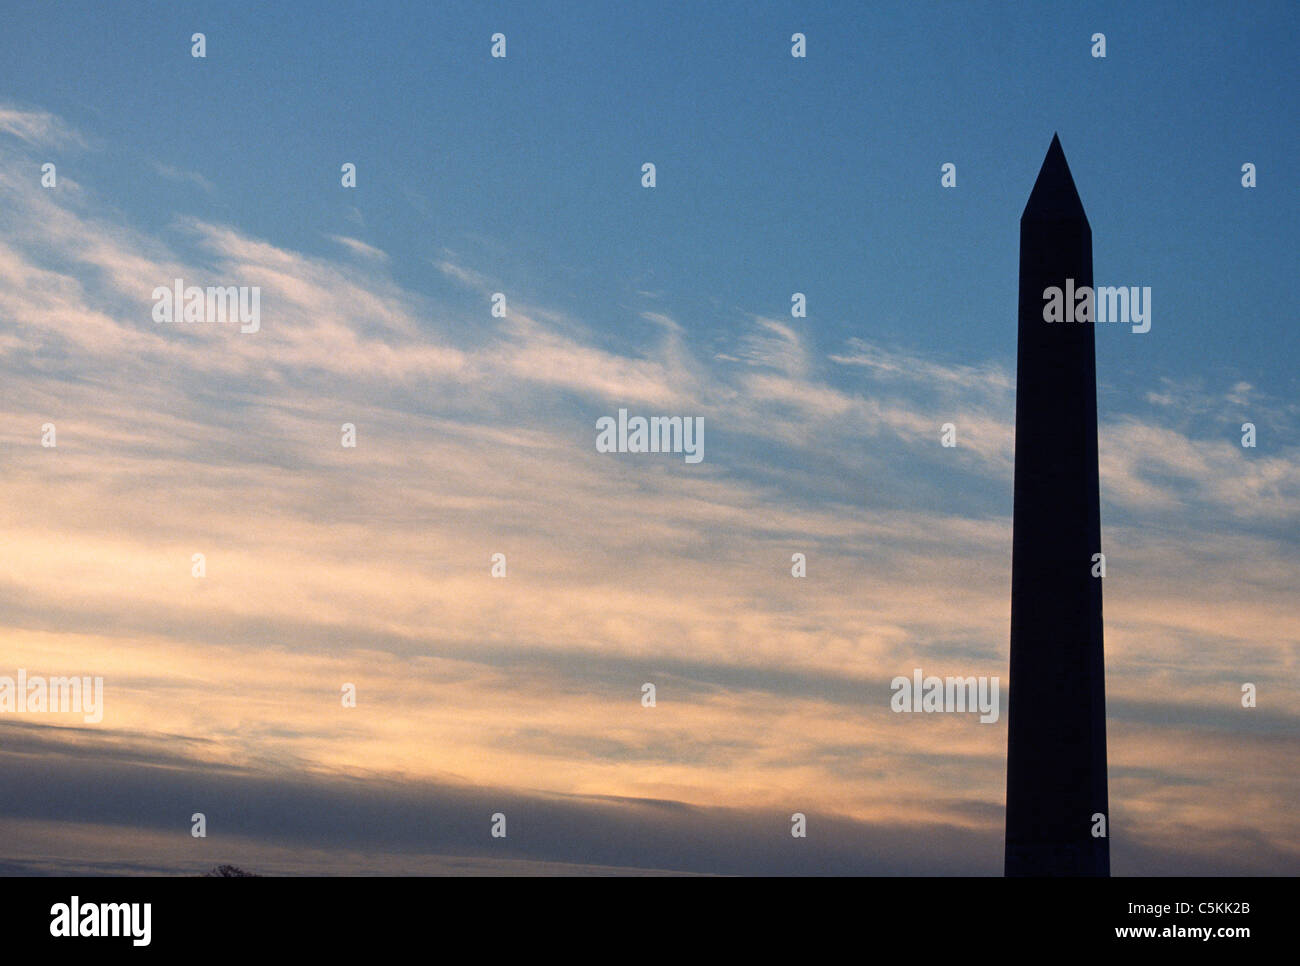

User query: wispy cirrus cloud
[0,105,86,148]
[0,106,1296,875]
[152,162,216,194]
[328,235,389,262]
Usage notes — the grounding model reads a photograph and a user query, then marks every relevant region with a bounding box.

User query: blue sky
[4,0,1295,389]
[0,1,1296,874]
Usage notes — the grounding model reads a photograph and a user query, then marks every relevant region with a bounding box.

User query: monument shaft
[1005,135,1110,877]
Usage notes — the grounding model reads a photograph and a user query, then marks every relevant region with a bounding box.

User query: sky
[0,0,1296,874]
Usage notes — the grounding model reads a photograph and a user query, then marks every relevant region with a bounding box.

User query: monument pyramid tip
[1022,134,1088,224]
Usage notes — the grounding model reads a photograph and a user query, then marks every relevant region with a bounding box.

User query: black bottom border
[1,875,1285,953]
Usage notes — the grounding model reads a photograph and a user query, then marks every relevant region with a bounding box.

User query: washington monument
[1004,135,1110,877]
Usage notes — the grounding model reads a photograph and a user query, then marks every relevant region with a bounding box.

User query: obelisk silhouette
[1004,134,1109,877]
